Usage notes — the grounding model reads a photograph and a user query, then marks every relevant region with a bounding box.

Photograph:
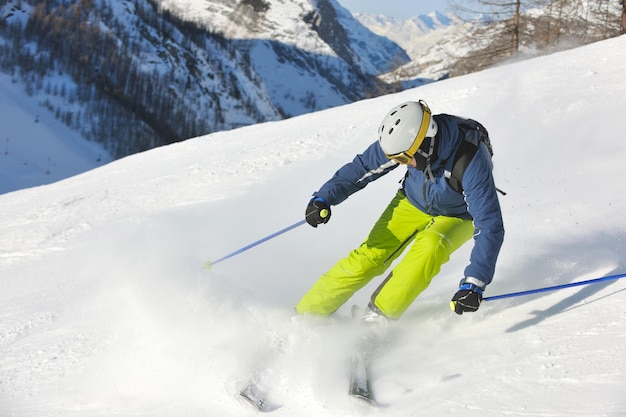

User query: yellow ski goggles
[384,100,432,165]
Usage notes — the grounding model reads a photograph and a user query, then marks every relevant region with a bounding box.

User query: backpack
[445,115,503,194]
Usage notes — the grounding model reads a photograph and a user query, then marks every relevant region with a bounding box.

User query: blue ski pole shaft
[205,219,307,269]
[483,272,626,302]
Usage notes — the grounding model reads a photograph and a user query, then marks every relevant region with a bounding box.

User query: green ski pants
[296,190,474,319]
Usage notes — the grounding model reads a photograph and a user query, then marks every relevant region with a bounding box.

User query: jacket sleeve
[460,144,505,287]
[313,141,398,205]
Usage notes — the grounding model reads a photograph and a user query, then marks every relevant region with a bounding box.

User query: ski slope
[1,35,626,416]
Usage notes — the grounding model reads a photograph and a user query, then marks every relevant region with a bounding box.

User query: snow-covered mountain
[0,73,111,194]
[358,3,623,88]
[0,0,408,159]
[157,0,408,76]
[1,35,625,416]
[354,11,463,59]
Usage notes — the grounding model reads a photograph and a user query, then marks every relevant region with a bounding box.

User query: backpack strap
[448,136,507,196]
[448,139,478,193]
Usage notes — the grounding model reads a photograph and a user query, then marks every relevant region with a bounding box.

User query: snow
[1,35,626,416]
[156,0,407,76]
[354,11,463,59]
[0,73,111,195]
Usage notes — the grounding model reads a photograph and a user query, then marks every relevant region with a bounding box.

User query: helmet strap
[416,137,436,183]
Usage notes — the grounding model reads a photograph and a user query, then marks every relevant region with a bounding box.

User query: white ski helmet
[378,100,438,163]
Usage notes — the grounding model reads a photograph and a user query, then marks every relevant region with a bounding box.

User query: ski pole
[483,272,626,302]
[204,219,307,269]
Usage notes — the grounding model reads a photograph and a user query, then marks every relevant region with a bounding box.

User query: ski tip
[239,385,282,413]
[349,393,378,407]
[203,260,213,270]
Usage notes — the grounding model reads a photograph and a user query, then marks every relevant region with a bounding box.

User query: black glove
[305,198,331,228]
[450,283,483,315]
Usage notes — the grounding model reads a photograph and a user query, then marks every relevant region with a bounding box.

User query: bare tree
[449,0,523,54]
[622,0,626,33]
[450,0,622,53]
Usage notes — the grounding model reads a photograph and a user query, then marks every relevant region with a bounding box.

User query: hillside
[0,0,407,159]
[0,73,111,194]
[361,2,624,86]
[354,11,463,59]
[0,35,625,417]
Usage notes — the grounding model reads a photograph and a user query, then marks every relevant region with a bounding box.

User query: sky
[336,0,451,19]
[1,36,625,416]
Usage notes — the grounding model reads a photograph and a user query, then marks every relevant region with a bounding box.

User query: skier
[296,100,504,322]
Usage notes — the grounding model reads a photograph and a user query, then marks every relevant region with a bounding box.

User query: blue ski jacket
[312,114,504,287]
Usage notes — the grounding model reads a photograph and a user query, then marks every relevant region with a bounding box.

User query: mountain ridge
[0,0,408,159]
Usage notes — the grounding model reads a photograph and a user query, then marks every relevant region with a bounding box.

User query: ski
[348,305,384,406]
[239,382,281,412]
[348,350,376,405]
[237,330,291,412]
[237,307,385,410]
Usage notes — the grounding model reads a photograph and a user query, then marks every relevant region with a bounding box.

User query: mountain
[354,11,463,59]
[0,72,111,194]
[1,0,623,195]
[0,0,408,159]
[357,3,623,87]
[1,35,625,416]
